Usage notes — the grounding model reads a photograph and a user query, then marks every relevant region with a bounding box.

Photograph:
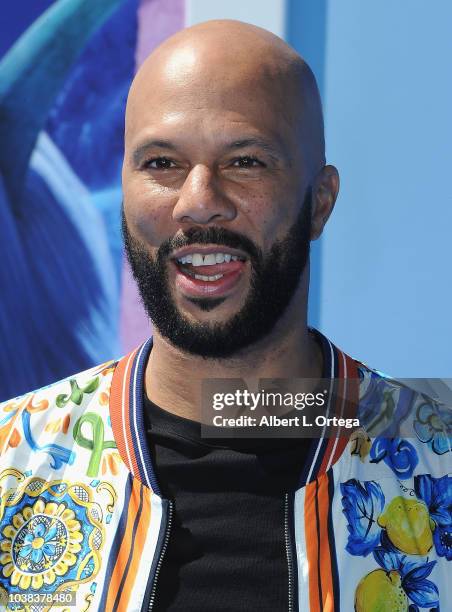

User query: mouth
[170,247,249,298]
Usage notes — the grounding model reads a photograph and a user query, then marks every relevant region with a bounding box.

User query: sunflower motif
[0,498,83,590]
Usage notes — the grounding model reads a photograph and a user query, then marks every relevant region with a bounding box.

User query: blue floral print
[357,372,415,438]
[342,477,444,609]
[414,402,452,455]
[415,474,452,561]
[340,479,385,556]
[17,521,60,565]
[370,437,419,479]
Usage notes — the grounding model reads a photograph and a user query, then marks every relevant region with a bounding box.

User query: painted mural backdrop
[0,0,184,401]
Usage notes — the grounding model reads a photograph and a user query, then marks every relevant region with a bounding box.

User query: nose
[172,164,236,225]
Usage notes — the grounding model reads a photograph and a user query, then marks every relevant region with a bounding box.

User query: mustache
[157,226,262,263]
[121,184,312,266]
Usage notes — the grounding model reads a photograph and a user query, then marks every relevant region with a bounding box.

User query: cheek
[123,177,178,246]
[242,192,297,252]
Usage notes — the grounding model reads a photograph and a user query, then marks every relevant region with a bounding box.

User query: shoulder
[348,358,452,479]
[337,359,452,587]
[0,359,119,458]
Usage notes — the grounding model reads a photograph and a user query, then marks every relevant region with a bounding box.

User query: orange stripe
[304,480,321,611]
[305,476,335,611]
[116,483,153,609]
[123,351,141,481]
[104,478,145,610]
[317,474,334,611]
[319,350,360,474]
[109,348,140,477]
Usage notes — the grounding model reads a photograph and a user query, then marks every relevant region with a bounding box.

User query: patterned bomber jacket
[0,332,450,611]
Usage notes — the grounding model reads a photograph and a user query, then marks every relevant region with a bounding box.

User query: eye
[145,157,176,170]
[232,156,265,169]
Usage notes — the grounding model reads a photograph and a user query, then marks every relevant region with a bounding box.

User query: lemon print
[377,496,434,555]
[355,569,408,611]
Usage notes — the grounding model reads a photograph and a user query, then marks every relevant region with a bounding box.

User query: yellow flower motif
[0,498,83,590]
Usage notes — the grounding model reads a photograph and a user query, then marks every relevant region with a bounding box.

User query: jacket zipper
[145,497,294,610]
[285,493,295,612]
[147,500,174,612]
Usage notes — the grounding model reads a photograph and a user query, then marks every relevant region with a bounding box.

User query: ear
[310,165,340,240]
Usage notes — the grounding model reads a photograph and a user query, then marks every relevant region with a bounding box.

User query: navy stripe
[298,329,337,487]
[128,338,163,493]
[308,327,334,379]
[141,498,171,611]
[98,474,133,610]
[112,482,144,612]
[309,339,342,480]
[134,338,162,494]
[298,435,329,488]
[327,470,340,611]
[312,437,330,479]
[128,343,148,486]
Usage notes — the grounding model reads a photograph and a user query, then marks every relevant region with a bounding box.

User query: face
[122,49,316,358]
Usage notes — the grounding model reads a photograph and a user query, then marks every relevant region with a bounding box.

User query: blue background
[287,0,452,377]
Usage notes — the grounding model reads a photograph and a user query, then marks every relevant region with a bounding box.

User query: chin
[179,299,237,320]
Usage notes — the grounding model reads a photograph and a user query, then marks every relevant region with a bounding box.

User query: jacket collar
[109,338,160,492]
[109,330,359,493]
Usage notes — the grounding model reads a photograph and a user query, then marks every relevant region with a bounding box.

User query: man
[0,19,450,612]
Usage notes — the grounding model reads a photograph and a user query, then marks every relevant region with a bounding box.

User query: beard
[122,188,312,359]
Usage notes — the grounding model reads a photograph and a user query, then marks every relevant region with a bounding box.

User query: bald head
[125,19,325,175]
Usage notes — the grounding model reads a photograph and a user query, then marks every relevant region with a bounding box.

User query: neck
[145,285,323,422]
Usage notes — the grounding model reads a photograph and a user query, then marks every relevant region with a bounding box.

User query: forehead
[125,47,301,151]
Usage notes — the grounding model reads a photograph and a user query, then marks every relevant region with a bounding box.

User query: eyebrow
[131,136,285,166]
[132,140,177,166]
[226,138,282,157]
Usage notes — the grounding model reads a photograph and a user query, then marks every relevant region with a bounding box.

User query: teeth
[192,254,204,266]
[194,274,224,281]
[203,254,217,265]
[177,252,244,266]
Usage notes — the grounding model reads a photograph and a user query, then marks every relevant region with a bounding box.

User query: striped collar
[109,330,359,495]
[298,329,360,486]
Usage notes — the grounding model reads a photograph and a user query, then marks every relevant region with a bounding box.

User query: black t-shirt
[143,330,328,611]
[143,399,315,611]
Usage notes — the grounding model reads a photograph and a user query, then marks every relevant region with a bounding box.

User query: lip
[172,259,248,298]
[171,245,248,261]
